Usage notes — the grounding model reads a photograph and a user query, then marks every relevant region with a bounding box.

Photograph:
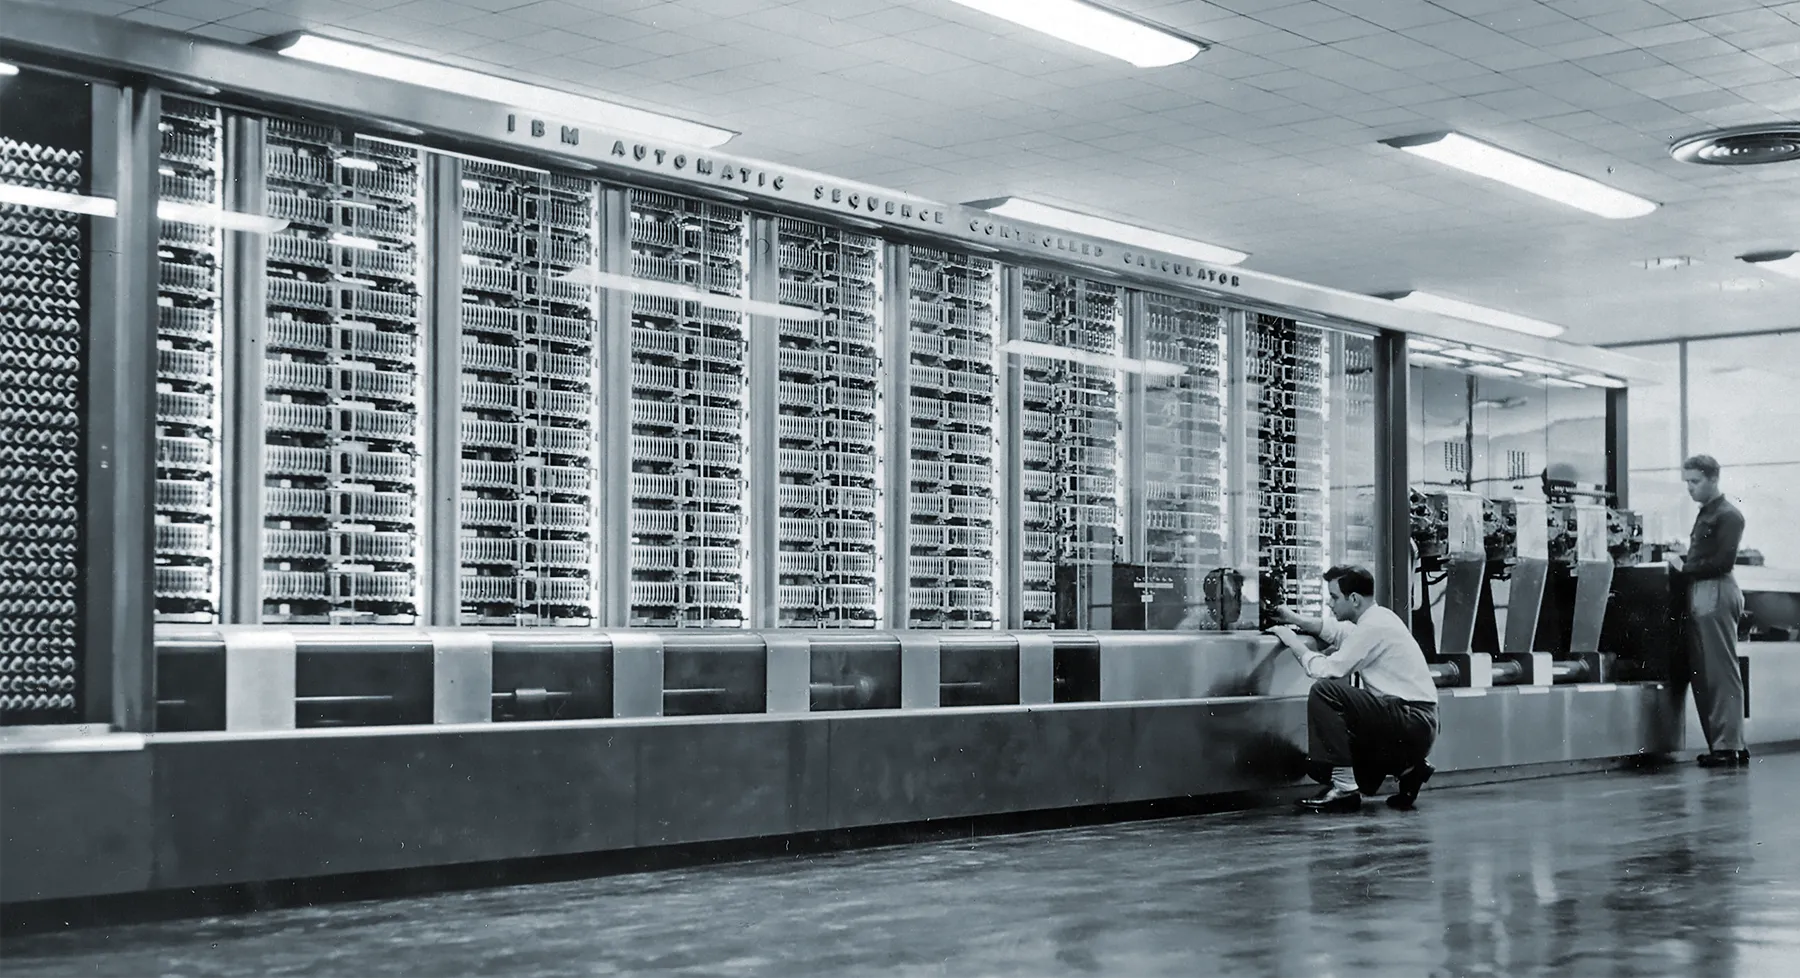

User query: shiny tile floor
[6,754,1800,977]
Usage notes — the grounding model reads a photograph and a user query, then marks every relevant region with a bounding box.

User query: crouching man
[1269,565,1440,814]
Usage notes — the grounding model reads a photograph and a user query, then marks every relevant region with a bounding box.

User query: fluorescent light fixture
[942,0,1201,68]
[1504,360,1564,376]
[1001,339,1186,377]
[1408,352,1461,368]
[1381,132,1656,219]
[338,157,379,171]
[1543,378,1587,389]
[0,63,19,77]
[1569,373,1626,389]
[1436,347,1506,364]
[328,233,382,251]
[1739,250,1800,280]
[0,182,117,217]
[559,267,823,322]
[1385,290,1565,339]
[1467,364,1525,379]
[971,197,1246,266]
[157,200,289,233]
[1410,338,1445,352]
[274,34,736,148]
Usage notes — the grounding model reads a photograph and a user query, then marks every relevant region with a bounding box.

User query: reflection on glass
[1327,332,1379,570]
[1251,315,1327,619]
[1136,294,1228,629]
[1015,270,1123,629]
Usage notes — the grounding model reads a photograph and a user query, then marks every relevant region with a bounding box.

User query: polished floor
[5,754,1800,977]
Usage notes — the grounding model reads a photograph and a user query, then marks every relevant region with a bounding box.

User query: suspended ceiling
[63,0,1800,346]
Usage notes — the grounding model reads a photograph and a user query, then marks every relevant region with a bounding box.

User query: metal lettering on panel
[773,218,882,627]
[153,96,224,623]
[456,161,601,625]
[904,247,999,629]
[1250,315,1327,616]
[1139,293,1228,628]
[626,188,748,627]
[1016,271,1122,630]
[0,71,91,722]
[259,120,425,624]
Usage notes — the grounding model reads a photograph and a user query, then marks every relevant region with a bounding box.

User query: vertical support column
[746,215,780,628]
[1000,266,1024,630]
[1017,633,1054,705]
[221,114,268,625]
[1121,290,1147,566]
[1375,331,1411,616]
[898,633,941,708]
[763,633,811,714]
[1677,340,1689,463]
[597,186,633,626]
[1606,388,1629,509]
[883,243,912,627]
[1223,309,1252,580]
[426,154,464,626]
[82,84,160,730]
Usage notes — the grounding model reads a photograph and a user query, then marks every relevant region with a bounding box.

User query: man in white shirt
[1269,565,1440,814]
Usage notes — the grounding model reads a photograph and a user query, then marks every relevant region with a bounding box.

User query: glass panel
[1686,333,1800,468]
[1622,342,1681,473]
[903,248,1001,629]
[1250,315,1327,619]
[1326,331,1379,569]
[154,96,224,624]
[0,67,93,723]
[1475,374,1550,502]
[456,162,601,626]
[1015,270,1123,630]
[1135,293,1228,630]
[626,188,749,627]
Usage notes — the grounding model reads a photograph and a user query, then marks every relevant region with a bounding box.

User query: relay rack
[775,218,884,627]
[456,161,601,626]
[153,96,224,624]
[904,247,1000,629]
[1141,293,1229,622]
[1251,314,1327,618]
[260,120,425,624]
[0,112,88,723]
[1017,270,1123,629]
[627,188,750,627]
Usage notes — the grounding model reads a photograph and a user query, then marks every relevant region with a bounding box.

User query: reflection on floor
[5,753,1798,977]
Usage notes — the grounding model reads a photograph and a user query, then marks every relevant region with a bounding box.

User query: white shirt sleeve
[1299,621,1379,680]
[1316,615,1350,648]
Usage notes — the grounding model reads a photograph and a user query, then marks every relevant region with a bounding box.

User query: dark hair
[1683,454,1721,480]
[1323,565,1376,599]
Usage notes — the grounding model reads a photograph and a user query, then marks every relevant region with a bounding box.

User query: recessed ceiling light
[272,34,736,148]
[1467,364,1525,379]
[941,1,1202,68]
[1409,338,1445,352]
[1381,132,1656,219]
[1739,250,1800,280]
[1543,378,1587,389]
[1408,352,1460,368]
[1382,290,1565,339]
[969,197,1247,266]
[1568,373,1626,389]
[1504,360,1564,376]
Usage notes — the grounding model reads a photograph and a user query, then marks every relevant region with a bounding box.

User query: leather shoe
[1297,786,1362,813]
[1387,761,1435,810]
[1697,750,1749,768]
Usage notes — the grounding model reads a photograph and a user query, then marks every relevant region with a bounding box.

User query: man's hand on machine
[1267,624,1310,655]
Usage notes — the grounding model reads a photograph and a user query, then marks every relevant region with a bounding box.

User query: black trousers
[1307,678,1439,793]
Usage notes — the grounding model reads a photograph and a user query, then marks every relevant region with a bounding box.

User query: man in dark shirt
[1667,454,1748,768]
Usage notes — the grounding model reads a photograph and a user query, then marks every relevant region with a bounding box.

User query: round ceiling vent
[1671,124,1800,165]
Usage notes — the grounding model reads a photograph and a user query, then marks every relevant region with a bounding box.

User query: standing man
[1668,455,1748,768]
[1269,565,1440,813]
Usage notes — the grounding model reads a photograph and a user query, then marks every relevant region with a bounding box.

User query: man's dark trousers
[1688,576,1746,753]
[1308,678,1438,793]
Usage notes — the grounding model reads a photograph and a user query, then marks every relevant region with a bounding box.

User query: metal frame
[746,215,780,629]
[881,243,911,628]
[1606,388,1629,509]
[1376,331,1412,616]
[597,186,633,628]
[81,82,160,730]
[1120,290,1148,567]
[1000,266,1025,630]
[424,154,463,626]
[220,114,267,626]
